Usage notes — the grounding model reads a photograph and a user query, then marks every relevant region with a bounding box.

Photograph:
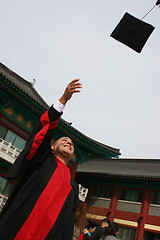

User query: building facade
[76,158,160,240]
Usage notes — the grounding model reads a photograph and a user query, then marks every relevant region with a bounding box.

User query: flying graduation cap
[110,0,160,53]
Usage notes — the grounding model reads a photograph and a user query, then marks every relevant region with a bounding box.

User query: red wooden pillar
[135,188,152,240]
[76,182,93,229]
[108,185,121,222]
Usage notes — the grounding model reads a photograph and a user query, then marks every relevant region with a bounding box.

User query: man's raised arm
[59,79,82,104]
[26,79,82,160]
[53,79,82,113]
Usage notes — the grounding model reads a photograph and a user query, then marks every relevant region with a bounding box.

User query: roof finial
[30,79,36,86]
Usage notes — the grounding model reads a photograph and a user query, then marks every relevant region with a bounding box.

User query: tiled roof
[0,62,48,109]
[77,158,160,178]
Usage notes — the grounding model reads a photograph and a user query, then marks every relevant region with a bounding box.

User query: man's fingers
[69,84,82,90]
[69,88,82,93]
[69,79,80,84]
[60,79,81,104]
[69,81,81,87]
[68,79,82,94]
[71,89,81,93]
[68,79,81,87]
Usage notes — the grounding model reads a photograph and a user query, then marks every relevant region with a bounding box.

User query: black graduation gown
[0,106,79,240]
[83,226,106,240]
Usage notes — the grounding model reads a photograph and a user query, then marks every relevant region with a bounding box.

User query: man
[102,222,119,240]
[0,79,82,240]
[83,218,110,240]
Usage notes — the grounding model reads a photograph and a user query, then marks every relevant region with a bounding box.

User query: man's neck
[54,155,69,165]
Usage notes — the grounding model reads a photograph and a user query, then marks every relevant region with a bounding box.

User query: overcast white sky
[1,0,160,158]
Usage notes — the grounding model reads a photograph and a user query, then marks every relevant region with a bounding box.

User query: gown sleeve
[7,106,62,180]
[26,106,62,160]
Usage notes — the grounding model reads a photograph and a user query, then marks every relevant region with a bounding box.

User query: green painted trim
[91,178,116,186]
[151,185,160,190]
[2,111,32,132]
[79,175,160,189]
[0,158,12,169]
[119,182,146,189]
[71,157,77,163]
[0,75,45,114]
[0,89,38,131]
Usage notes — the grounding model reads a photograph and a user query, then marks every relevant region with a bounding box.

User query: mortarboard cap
[110,12,155,53]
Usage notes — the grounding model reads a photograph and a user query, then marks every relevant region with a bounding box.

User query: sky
[1,0,160,159]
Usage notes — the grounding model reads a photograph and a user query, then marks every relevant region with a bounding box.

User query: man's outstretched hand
[59,79,82,105]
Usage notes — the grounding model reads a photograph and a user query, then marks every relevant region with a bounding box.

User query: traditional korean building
[76,158,160,240]
[0,62,120,211]
[2,62,159,240]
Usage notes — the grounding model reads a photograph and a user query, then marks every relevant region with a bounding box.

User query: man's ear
[51,144,55,151]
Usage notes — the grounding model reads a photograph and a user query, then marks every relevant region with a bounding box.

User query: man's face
[51,137,74,160]
[101,222,109,228]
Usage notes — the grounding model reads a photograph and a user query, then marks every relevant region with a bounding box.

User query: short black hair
[86,220,99,230]
[101,218,110,225]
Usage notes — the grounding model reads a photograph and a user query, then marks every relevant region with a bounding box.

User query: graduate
[78,220,99,240]
[0,79,82,240]
[83,218,110,240]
